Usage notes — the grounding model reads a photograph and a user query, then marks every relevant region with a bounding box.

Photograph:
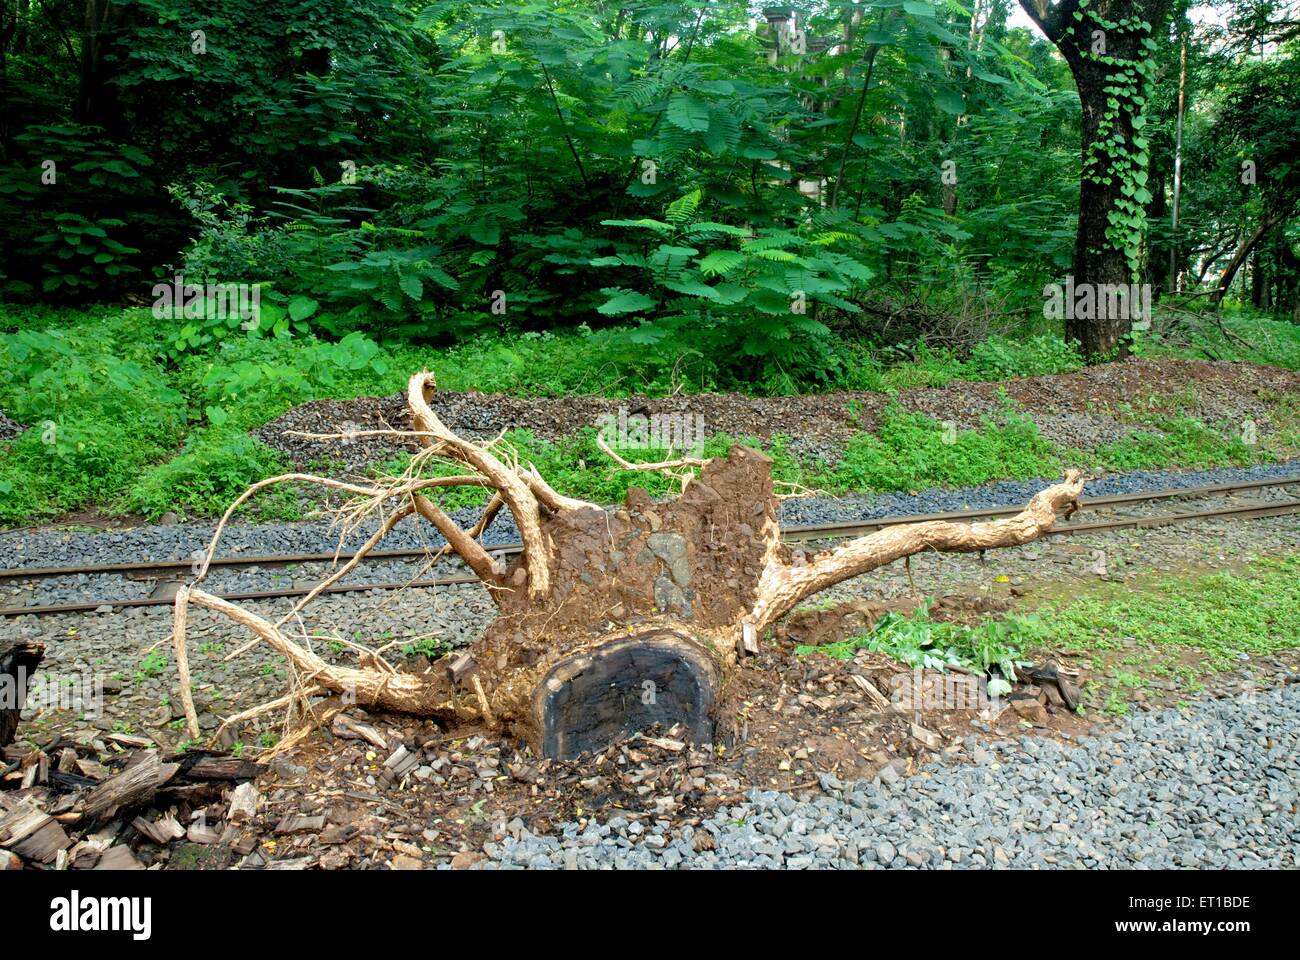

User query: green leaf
[933,89,965,116]
[665,95,710,133]
[596,289,657,315]
[697,250,746,276]
[288,296,319,321]
[469,219,500,245]
[398,272,423,300]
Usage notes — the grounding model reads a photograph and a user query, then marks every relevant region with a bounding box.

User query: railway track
[2,475,1297,617]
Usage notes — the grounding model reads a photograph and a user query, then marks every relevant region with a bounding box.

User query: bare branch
[407,371,556,598]
[749,470,1087,632]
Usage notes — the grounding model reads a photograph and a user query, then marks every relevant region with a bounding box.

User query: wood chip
[186,821,222,845]
[227,782,261,823]
[132,814,185,845]
[275,815,325,836]
[910,723,942,750]
[93,846,144,870]
[11,820,72,863]
[103,733,154,749]
[850,673,890,708]
[331,714,388,749]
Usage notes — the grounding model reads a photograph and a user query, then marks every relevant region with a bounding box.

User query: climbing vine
[1067,0,1159,279]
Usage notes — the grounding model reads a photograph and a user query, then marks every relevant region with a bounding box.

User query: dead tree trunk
[1,641,44,748]
[176,372,1087,760]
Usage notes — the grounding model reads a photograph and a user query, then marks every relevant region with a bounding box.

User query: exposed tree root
[172,370,1088,759]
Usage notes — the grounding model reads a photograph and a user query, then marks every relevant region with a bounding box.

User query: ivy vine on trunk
[1020,0,1173,359]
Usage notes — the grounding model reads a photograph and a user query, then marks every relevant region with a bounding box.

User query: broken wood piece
[910,723,942,750]
[75,758,108,780]
[383,745,419,779]
[93,846,144,870]
[104,732,155,749]
[182,754,263,781]
[331,714,388,749]
[227,782,261,823]
[132,814,185,844]
[77,751,177,823]
[187,820,222,844]
[1021,659,1080,711]
[0,805,72,865]
[849,673,891,708]
[57,748,79,773]
[275,815,325,836]
[738,621,759,657]
[446,653,477,684]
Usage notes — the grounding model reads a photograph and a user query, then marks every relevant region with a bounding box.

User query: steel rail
[2,494,1297,617]
[3,474,1297,581]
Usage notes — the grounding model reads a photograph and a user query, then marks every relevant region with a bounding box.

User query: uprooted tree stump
[173,371,1087,760]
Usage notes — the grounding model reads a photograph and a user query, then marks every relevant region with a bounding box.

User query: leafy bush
[0,125,159,300]
[961,335,1084,380]
[126,428,293,520]
[0,321,185,523]
[796,601,1046,680]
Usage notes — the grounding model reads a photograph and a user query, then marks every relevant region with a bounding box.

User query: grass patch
[126,427,298,520]
[1036,553,1300,714]
[0,302,1293,527]
[813,403,1062,492]
[793,553,1300,718]
[1094,414,1261,470]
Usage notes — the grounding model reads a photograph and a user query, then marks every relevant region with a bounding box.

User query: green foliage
[815,404,1063,493]
[126,428,295,520]
[178,331,391,429]
[135,651,168,680]
[1095,415,1260,470]
[796,602,1047,680]
[0,312,186,523]
[962,335,1085,380]
[1041,552,1300,711]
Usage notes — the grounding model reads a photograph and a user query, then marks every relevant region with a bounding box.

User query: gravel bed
[4,458,1297,573]
[479,685,1300,869]
[2,458,1296,609]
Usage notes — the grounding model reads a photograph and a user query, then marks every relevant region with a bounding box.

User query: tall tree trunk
[1210,210,1285,304]
[1019,0,1173,358]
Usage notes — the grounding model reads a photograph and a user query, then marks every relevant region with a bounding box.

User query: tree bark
[0,641,44,748]
[1020,0,1173,358]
